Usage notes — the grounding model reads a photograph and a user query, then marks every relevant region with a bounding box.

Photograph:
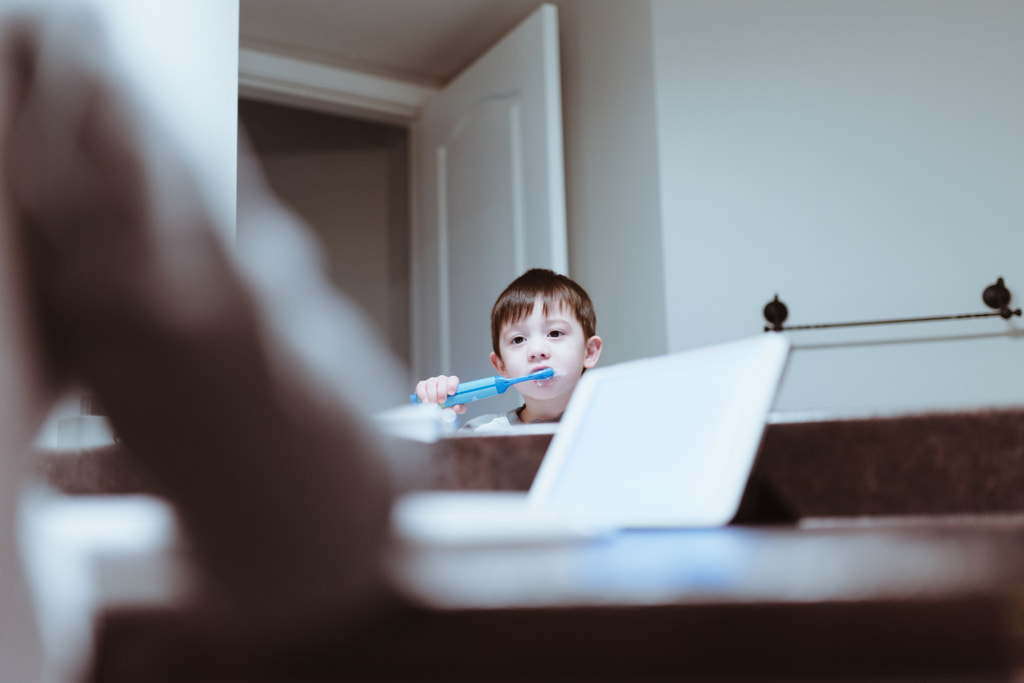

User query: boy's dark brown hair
[490,268,596,357]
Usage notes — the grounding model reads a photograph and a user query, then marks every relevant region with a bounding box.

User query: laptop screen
[529,335,790,528]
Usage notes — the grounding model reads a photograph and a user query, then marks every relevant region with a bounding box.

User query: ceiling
[239,0,551,88]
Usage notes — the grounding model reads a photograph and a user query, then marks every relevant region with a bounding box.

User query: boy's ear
[583,336,603,369]
[490,351,508,376]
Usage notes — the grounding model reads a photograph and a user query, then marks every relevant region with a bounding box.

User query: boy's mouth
[532,366,556,385]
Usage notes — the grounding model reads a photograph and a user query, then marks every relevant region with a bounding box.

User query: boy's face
[490,298,602,406]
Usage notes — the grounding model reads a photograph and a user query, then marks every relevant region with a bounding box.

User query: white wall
[90,0,240,236]
[650,0,1024,414]
[557,0,668,367]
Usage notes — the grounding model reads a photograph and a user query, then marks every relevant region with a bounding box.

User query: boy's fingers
[416,379,440,404]
[434,376,456,402]
[435,379,449,402]
[415,375,461,405]
[431,377,448,403]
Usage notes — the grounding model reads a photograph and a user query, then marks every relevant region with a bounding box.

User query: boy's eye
[510,335,526,345]
[548,330,564,338]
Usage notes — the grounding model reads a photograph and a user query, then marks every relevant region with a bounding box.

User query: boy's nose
[527,340,550,360]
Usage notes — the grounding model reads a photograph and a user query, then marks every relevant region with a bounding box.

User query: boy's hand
[415,375,467,414]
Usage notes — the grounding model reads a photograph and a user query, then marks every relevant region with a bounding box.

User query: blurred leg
[2,4,408,661]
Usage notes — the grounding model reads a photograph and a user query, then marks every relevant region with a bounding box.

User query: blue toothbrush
[410,368,555,407]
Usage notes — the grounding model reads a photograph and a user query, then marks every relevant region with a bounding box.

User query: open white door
[411,4,567,418]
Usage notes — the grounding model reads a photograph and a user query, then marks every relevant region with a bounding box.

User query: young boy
[415,268,602,431]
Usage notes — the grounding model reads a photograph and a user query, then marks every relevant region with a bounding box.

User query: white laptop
[393,334,791,545]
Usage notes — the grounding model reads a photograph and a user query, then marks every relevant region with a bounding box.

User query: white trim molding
[239,48,438,125]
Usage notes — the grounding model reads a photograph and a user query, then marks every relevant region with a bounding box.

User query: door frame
[238,49,429,373]
[238,48,437,126]
[240,11,568,389]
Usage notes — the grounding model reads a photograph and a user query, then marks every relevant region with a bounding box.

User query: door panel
[412,4,567,419]
[444,98,525,384]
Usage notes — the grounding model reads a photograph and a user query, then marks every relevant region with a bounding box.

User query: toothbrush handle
[445,377,507,406]
[408,370,552,405]
[409,376,507,406]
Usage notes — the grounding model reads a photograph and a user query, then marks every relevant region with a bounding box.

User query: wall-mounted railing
[763,278,1021,333]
